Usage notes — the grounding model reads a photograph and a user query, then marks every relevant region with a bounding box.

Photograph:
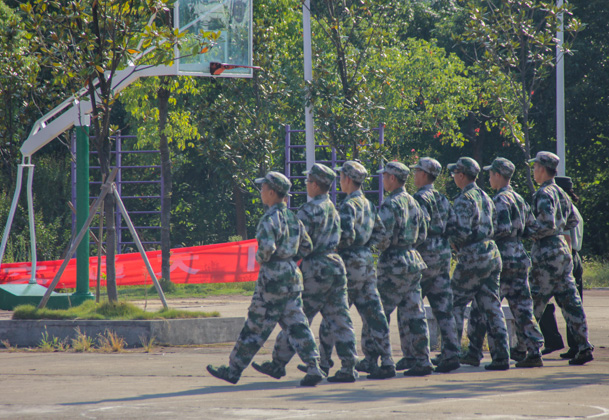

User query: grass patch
[12,300,219,320]
[116,282,256,301]
[71,327,94,352]
[39,327,69,351]
[583,257,609,289]
[97,329,127,352]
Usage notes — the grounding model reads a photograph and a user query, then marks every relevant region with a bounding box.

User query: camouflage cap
[447,157,480,178]
[377,161,410,182]
[483,157,515,179]
[303,163,336,186]
[528,151,560,170]
[254,171,292,195]
[335,161,368,184]
[410,157,442,178]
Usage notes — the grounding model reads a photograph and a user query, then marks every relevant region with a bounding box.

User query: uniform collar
[311,193,329,201]
[387,185,406,197]
[418,183,434,193]
[541,179,556,188]
[346,189,363,199]
[462,182,478,193]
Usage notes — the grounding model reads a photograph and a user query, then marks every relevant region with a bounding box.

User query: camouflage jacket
[413,184,453,259]
[296,193,346,276]
[530,179,579,242]
[493,186,536,269]
[256,202,313,293]
[447,182,496,252]
[336,190,385,251]
[377,186,427,272]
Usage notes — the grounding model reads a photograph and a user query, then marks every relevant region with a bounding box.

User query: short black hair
[491,169,512,181]
[464,173,477,182]
[307,178,332,194]
[545,166,557,177]
[271,188,286,199]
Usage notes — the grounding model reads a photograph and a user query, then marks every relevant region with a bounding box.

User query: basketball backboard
[176,0,253,77]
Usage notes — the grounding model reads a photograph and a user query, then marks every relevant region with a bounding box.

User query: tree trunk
[104,193,118,301]
[97,132,118,302]
[158,80,172,282]
[88,74,118,302]
[233,182,248,240]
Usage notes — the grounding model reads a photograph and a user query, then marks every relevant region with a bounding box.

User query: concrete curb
[0,317,245,348]
[0,305,515,349]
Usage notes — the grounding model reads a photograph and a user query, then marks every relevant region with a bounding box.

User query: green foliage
[0,152,72,263]
[582,257,609,289]
[308,0,399,160]
[371,38,477,150]
[12,300,219,320]
[456,0,583,191]
[0,0,40,188]
[39,327,69,351]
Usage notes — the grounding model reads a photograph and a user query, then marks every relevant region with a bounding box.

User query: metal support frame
[72,133,162,253]
[39,169,167,309]
[284,123,385,209]
[0,160,37,281]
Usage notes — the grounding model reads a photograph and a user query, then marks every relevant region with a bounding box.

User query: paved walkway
[0,290,607,419]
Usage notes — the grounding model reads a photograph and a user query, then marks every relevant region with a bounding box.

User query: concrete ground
[0,290,608,419]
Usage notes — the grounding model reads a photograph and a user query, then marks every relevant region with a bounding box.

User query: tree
[0,0,39,188]
[307,0,407,160]
[456,0,583,193]
[21,0,192,301]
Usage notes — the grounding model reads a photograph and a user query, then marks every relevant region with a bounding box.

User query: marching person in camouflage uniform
[462,158,545,368]
[376,161,434,377]
[207,171,325,386]
[400,157,461,374]
[528,151,593,365]
[253,164,359,383]
[447,157,511,371]
[318,161,396,380]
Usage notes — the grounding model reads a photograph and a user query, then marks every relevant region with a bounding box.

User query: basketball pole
[303,0,315,173]
[556,0,565,176]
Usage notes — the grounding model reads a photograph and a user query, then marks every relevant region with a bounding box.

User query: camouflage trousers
[272,263,357,373]
[319,249,394,368]
[467,265,544,359]
[228,284,322,378]
[401,253,460,362]
[452,241,510,361]
[377,251,432,369]
[530,237,592,352]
